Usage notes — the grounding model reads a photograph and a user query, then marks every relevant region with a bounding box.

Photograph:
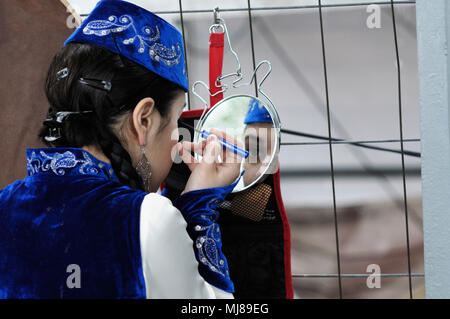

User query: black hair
[38,42,184,190]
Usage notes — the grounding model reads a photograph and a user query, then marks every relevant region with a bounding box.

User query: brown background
[0,0,75,188]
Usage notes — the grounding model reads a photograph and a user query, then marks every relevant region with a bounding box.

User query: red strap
[209,32,224,107]
[272,163,294,299]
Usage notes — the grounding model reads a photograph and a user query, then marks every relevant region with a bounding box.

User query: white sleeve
[139,192,234,299]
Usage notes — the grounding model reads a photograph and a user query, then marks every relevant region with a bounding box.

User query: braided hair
[38,43,184,190]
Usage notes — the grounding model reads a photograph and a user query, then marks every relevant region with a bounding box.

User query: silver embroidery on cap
[83,14,182,67]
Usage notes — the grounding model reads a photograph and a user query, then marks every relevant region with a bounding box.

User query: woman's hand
[177,128,242,195]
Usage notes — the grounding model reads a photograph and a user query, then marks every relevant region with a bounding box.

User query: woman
[0,0,241,298]
[243,98,278,186]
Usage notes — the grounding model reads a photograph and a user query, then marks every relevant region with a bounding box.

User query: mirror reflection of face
[194,95,279,192]
[243,122,275,186]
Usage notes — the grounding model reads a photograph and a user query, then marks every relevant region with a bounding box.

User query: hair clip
[54,68,112,92]
[53,111,94,123]
[43,114,63,142]
[42,110,94,142]
[56,67,69,81]
[44,126,62,142]
[79,77,112,92]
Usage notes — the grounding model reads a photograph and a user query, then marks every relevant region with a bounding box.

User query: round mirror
[193,94,281,192]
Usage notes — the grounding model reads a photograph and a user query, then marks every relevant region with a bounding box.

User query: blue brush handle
[201,130,249,159]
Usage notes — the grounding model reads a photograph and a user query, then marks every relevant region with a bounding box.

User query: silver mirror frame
[193,94,281,193]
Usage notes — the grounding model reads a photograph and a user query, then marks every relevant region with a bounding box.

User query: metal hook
[207,16,243,93]
[191,80,226,128]
[214,7,220,24]
[194,16,278,127]
[216,18,243,86]
[209,7,224,34]
[233,60,274,107]
[204,15,243,111]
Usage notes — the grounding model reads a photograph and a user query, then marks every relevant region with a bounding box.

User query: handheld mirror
[193,94,281,193]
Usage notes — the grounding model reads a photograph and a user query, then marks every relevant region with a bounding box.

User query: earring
[135,145,152,193]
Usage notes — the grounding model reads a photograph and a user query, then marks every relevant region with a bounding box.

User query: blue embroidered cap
[244,98,272,124]
[64,0,188,92]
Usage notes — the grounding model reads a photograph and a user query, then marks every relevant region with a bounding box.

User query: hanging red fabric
[209,31,224,107]
[173,28,294,299]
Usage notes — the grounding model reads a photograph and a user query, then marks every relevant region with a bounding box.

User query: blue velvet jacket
[0,147,237,298]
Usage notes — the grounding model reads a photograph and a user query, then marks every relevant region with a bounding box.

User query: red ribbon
[209,32,224,107]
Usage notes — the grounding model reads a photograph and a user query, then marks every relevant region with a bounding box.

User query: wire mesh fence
[75,0,423,298]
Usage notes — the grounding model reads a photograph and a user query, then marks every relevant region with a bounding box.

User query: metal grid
[179,0,420,299]
[80,0,422,298]
[177,0,422,299]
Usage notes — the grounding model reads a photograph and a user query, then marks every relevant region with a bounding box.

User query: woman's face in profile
[144,92,186,192]
[243,122,275,186]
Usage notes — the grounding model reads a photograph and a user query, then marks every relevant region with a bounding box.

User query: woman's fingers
[177,142,198,171]
[202,135,223,166]
[208,128,244,163]
[178,137,220,171]
[209,128,244,148]
[179,128,245,169]
[204,132,241,185]
[181,139,207,154]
